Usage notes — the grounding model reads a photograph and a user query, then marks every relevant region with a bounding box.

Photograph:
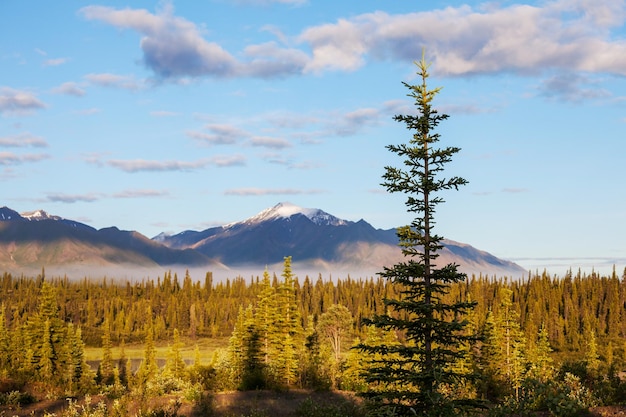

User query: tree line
[1,266,625,357]
[1,264,626,412]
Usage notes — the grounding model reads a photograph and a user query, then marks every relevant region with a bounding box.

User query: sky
[1,0,625,276]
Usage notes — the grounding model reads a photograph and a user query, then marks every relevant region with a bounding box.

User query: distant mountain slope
[0,207,214,270]
[0,203,525,278]
[158,202,525,276]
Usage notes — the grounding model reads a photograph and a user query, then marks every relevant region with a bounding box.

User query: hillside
[0,203,525,278]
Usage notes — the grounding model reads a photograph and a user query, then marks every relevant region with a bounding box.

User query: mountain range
[0,203,526,279]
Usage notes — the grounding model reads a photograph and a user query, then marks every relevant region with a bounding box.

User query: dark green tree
[357,52,480,416]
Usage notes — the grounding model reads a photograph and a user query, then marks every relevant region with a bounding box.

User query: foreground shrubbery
[0,390,36,407]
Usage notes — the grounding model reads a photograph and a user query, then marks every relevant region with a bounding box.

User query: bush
[0,390,36,407]
[488,373,599,417]
[136,399,182,417]
[189,364,218,391]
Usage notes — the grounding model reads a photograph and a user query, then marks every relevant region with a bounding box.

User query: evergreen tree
[0,304,10,375]
[272,256,302,386]
[357,51,480,416]
[136,318,158,389]
[482,288,527,400]
[585,329,600,378]
[66,324,93,394]
[118,339,130,388]
[526,323,554,383]
[98,321,114,385]
[164,328,187,379]
[228,305,249,386]
[256,267,276,366]
[39,318,56,381]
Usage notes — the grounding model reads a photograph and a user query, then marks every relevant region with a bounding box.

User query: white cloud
[104,154,245,172]
[550,0,626,29]
[112,189,169,198]
[538,73,612,102]
[84,73,143,90]
[52,82,86,97]
[300,18,369,73]
[0,88,46,115]
[232,0,307,5]
[242,42,309,78]
[210,154,247,167]
[150,110,179,117]
[0,151,50,165]
[322,107,384,137]
[43,57,69,67]
[300,2,626,77]
[46,193,101,203]
[224,187,322,196]
[79,1,626,80]
[249,136,292,149]
[0,133,48,148]
[107,158,210,172]
[186,124,249,145]
[80,4,238,78]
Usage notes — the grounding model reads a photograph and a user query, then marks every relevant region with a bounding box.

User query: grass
[83,337,229,365]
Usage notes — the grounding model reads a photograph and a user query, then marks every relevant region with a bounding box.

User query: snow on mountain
[239,202,347,227]
[152,232,171,242]
[21,209,62,221]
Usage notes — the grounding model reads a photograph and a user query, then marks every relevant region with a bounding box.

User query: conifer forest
[1,265,626,416]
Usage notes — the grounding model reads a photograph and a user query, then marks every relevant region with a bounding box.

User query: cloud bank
[80,1,626,80]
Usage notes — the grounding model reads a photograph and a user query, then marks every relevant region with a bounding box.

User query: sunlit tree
[357,51,480,417]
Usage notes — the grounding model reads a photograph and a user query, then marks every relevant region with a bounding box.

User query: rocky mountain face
[157,202,526,277]
[0,203,525,278]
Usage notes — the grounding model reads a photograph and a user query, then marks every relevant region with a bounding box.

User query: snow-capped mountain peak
[21,209,62,221]
[243,202,347,226]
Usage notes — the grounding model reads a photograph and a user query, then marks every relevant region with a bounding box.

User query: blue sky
[2,0,625,276]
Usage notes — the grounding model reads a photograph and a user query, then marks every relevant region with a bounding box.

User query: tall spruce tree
[358,52,480,416]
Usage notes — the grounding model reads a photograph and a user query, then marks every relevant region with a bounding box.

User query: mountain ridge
[0,203,526,278]
[157,202,525,276]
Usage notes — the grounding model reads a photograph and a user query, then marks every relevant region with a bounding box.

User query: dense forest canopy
[2,265,626,416]
[1,267,625,358]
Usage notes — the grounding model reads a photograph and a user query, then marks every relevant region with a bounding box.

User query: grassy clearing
[83,337,229,365]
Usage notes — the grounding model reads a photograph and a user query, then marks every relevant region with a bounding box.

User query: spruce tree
[98,321,114,385]
[277,256,302,386]
[164,328,187,379]
[0,304,10,375]
[358,51,480,416]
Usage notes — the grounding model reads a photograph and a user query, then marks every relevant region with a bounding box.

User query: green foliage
[0,390,36,406]
[488,373,598,417]
[480,288,528,400]
[357,51,479,417]
[227,257,307,390]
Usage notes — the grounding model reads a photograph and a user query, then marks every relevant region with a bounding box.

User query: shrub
[488,373,599,417]
[0,390,36,407]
